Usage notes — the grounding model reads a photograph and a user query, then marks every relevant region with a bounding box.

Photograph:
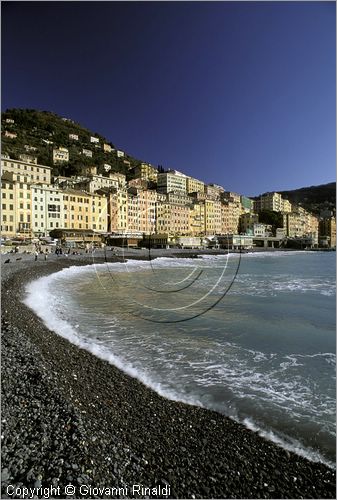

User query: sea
[23,251,336,467]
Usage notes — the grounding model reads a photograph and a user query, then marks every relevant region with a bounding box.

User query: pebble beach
[1,250,336,499]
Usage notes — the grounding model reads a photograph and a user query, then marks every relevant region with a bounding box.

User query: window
[2,192,6,198]
[9,204,13,210]
[48,204,60,212]
[3,215,7,222]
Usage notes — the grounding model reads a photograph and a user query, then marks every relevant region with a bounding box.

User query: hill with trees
[279,183,336,215]
[2,109,335,216]
[1,109,146,178]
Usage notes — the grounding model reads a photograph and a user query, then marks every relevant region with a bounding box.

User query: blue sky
[2,1,335,196]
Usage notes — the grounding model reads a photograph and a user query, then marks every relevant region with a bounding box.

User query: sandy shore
[1,251,336,499]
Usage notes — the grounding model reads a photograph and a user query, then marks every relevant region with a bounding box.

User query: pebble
[1,258,336,499]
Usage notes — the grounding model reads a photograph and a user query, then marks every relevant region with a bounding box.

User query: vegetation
[1,109,145,178]
[258,210,284,234]
[2,109,335,216]
[279,183,336,216]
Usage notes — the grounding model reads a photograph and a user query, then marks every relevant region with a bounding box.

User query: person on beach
[34,250,38,261]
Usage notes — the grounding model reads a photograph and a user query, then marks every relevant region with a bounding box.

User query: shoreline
[1,254,336,498]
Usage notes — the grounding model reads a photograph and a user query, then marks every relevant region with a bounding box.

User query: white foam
[22,261,336,468]
[243,418,335,469]
[23,272,204,409]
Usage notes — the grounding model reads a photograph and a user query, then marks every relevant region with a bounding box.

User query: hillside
[2,109,335,216]
[1,109,145,178]
[279,183,336,215]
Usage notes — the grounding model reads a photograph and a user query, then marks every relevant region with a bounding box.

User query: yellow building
[156,202,190,235]
[166,191,191,206]
[62,190,107,233]
[255,192,283,212]
[204,184,224,200]
[221,201,240,234]
[1,171,32,238]
[204,200,215,235]
[134,163,158,182]
[186,176,205,194]
[239,213,259,233]
[109,189,129,232]
[1,157,52,185]
[283,207,318,241]
[189,203,205,236]
[281,199,292,213]
[222,191,241,204]
[319,217,336,248]
[1,172,18,238]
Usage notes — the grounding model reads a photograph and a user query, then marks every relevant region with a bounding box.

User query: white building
[157,171,187,194]
[90,136,99,144]
[82,149,93,158]
[53,147,69,163]
[69,133,79,141]
[18,154,37,164]
[253,223,267,237]
[31,184,65,236]
[116,150,125,158]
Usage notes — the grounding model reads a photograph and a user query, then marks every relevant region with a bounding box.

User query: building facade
[53,147,69,163]
[157,171,187,194]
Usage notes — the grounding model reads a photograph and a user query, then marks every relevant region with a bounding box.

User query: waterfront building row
[1,156,331,246]
[1,177,243,239]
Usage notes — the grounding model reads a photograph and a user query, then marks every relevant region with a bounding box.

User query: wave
[22,260,336,469]
[23,271,203,408]
[243,418,335,469]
